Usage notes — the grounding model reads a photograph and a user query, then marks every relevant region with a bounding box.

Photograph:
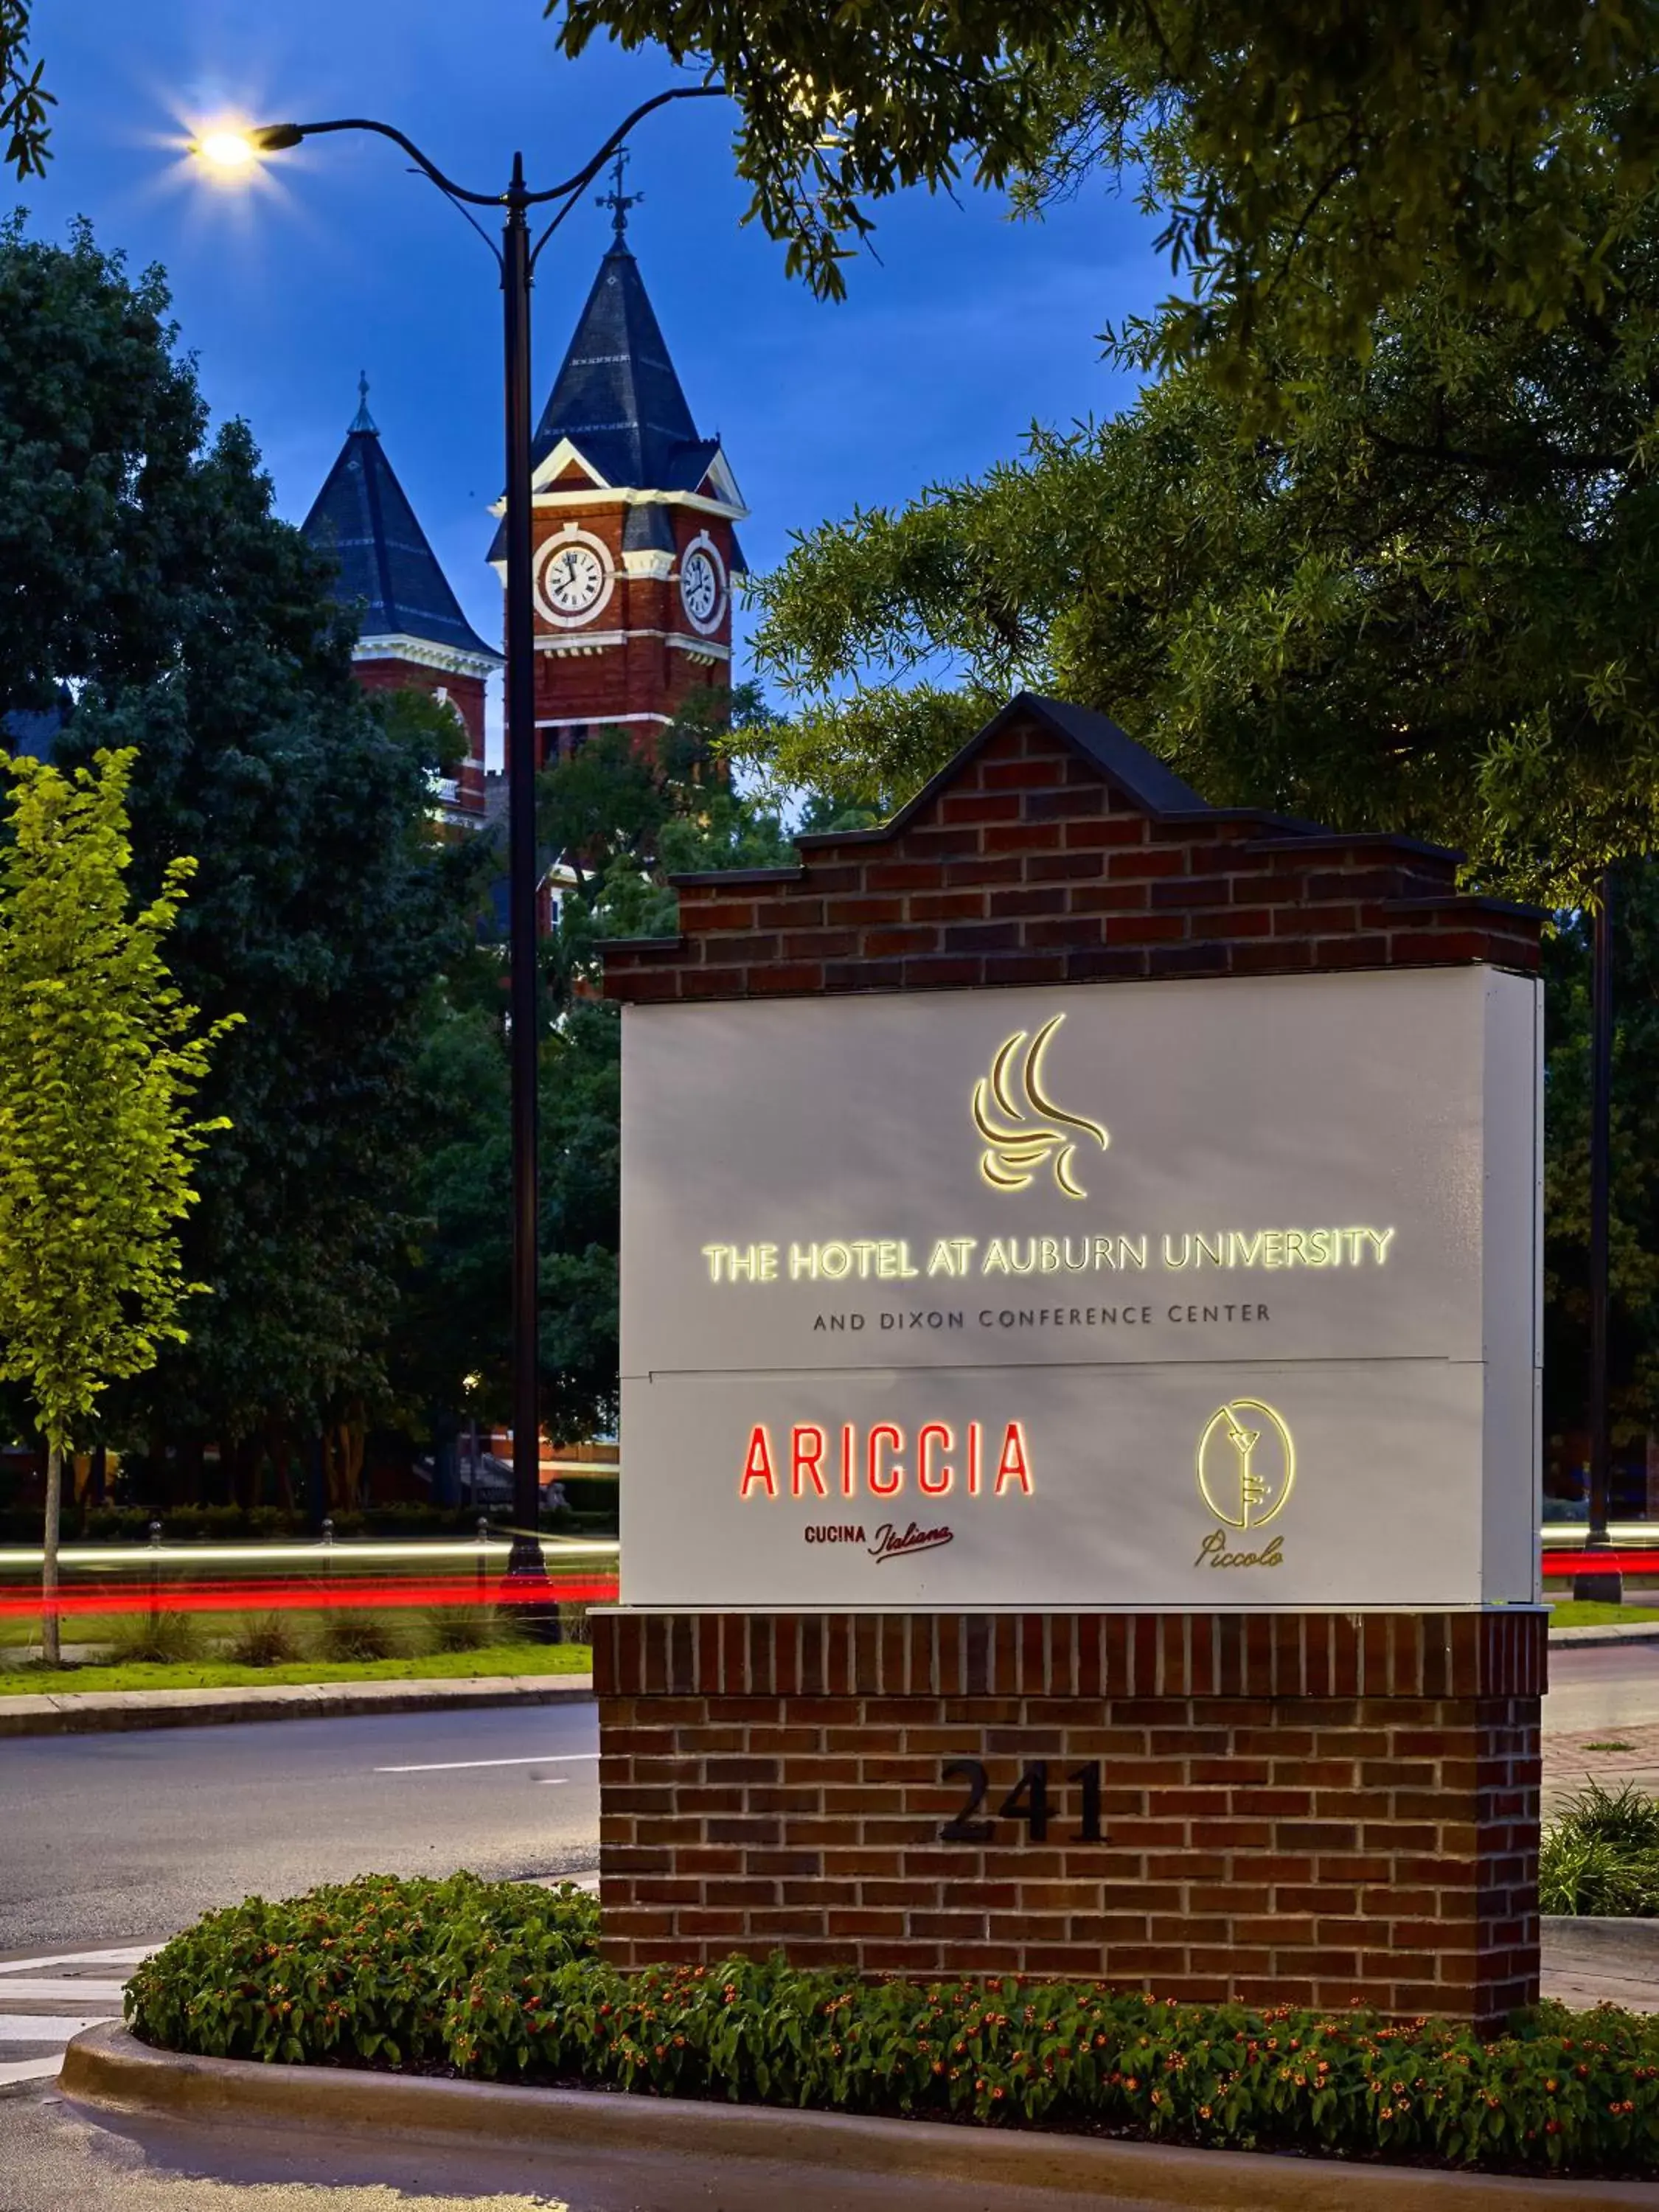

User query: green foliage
[313,1611,405,1664]
[224,1613,301,1668]
[538,689,796,954]
[0,1641,592,1697]
[553,0,1655,380]
[105,1610,203,1667]
[129,1874,1659,2172]
[748,108,1659,905]
[0,6,47,180]
[127,1875,599,2068]
[397,994,623,1441]
[0,219,489,1454]
[0,218,206,711]
[1542,1782,1659,1916]
[422,1604,502,1654]
[0,749,235,1450]
[1543,869,1659,1447]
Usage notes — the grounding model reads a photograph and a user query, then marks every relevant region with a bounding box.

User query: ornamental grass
[125,1874,1659,2177]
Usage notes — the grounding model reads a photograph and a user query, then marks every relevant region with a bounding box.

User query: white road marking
[373,1752,600,1774]
[535,1778,568,1787]
[0,1945,153,1974]
[0,2054,66,2087]
[0,1979,126,2003]
[0,2014,107,2042]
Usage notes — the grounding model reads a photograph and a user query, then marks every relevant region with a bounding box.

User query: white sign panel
[620,968,1541,1608]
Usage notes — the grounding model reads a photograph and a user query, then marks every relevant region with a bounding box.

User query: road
[0,1701,600,1954]
[1545,1639,1659,1733]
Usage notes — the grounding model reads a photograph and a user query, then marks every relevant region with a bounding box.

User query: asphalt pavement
[0,1700,600,1954]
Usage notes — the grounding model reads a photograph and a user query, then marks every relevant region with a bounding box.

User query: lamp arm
[526,80,726,209]
[285,117,501,205]
[527,83,724,269]
[411,169,506,269]
[274,84,723,226]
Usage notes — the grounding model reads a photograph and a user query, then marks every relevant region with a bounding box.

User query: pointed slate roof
[303,383,502,666]
[532,243,723,493]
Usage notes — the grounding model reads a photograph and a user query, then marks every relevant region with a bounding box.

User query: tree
[1543,866,1659,1500]
[0,750,233,1660]
[0,218,206,720]
[742,108,1659,908]
[554,0,1655,372]
[1,4,47,181]
[537,688,797,950]
[0,221,487,1495]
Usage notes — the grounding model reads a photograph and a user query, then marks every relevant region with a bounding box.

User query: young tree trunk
[41,1441,62,1667]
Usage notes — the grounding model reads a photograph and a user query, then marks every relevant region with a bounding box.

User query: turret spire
[351,370,377,434]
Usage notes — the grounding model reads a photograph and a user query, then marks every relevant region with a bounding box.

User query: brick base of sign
[594,1609,1545,2028]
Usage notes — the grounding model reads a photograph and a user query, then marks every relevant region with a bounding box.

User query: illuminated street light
[189,122,304,174]
[181,88,720,1598]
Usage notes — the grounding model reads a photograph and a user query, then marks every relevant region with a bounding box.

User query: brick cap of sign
[600,694,1543,1003]
[593,1607,1548,1703]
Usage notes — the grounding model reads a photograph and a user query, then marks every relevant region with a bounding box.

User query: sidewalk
[0,1672,592,1737]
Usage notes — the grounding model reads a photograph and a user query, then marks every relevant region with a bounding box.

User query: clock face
[681,546,722,628]
[538,538,608,620]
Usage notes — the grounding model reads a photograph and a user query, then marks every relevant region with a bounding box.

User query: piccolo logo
[1195,1399,1295,1530]
[971,1014,1109,1200]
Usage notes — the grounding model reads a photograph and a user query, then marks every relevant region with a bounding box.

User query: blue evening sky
[13,0,1168,749]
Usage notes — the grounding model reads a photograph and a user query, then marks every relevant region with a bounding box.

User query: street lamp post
[198,92,718,1587]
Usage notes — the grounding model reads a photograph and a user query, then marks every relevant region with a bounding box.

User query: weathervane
[597,146,641,242]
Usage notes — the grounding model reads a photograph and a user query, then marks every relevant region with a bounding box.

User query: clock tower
[490,159,748,766]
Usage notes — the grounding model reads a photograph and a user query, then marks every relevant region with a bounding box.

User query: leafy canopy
[1543,866,1659,1455]
[0,4,47,181]
[0,748,234,1452]
[0,218,486,1453]
[743,88,1659,907]
[552,0,1657,372]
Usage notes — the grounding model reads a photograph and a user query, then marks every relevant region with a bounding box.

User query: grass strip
[0,1641,591,1696]
[1550,1601,1659,1628]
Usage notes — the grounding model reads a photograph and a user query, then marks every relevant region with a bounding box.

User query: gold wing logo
[971,1014,1108,1200]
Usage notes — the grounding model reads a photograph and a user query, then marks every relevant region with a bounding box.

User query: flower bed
[126,1874,1659,2177]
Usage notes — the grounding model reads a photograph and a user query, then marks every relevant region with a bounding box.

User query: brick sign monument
[597,693,1545,2024]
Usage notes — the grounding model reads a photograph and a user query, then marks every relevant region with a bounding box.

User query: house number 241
[939,1758,1107,1843]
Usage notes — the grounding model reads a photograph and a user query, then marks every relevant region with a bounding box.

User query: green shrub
[126,1875,1659,2176]
[312,1610,404,1663]
[1542,1783,1659,1916]
[105,1610,201,1665]
[225,1614,302,1668]
[421,1604,502,1654]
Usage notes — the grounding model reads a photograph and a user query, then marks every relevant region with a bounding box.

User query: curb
[58,2025,1659,2209]
[1551,1624,1659,1649]
[0,1674,593,1738]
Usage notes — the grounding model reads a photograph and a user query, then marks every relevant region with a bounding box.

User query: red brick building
[305,190,745,827]
[487,184,747,771]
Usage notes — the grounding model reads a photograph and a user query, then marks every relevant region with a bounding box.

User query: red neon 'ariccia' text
[738,1422,1033,1500]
